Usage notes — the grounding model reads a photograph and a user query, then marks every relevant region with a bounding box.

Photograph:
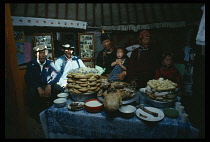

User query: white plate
[136,107,164,122]
[67,102,85,111]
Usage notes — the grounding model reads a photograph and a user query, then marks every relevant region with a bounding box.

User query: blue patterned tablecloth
[40,92,199,139]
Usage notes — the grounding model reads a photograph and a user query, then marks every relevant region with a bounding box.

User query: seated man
[51,39,86,95]
[126,30,162,89]
[24,45,60,123]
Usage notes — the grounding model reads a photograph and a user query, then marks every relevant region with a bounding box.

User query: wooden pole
[56,3,59,19]
[5,3,27,138]
[65,3,68,19]
[45,3,48,18]
[24,3,28,17]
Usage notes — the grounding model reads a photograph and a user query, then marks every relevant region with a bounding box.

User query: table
[40,91,199,139]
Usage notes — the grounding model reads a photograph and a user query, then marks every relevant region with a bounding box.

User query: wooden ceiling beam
[56,3,59,19]
[133,3,137,25]
[35,3,38,17]
[65,3,68,19]
[101,4,104,26]
[76,3,78,20]
[126,4,130,24]
[24,3,28,17]
[85,3,87,22]
[109,3,113,25]
[118,3,121,25]
[45,3,48,18]
[93,4,96,26]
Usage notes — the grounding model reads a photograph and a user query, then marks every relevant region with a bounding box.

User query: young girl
[155,51,183,89]
[108,47,129,82]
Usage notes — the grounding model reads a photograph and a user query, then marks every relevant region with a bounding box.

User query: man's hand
[45,84,51,97]
[116,59,122,65]
[131,80,137,85]
[103,51,107,57]
[37,87,45,97]
[117,71,126,80]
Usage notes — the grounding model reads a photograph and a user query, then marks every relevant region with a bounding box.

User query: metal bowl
[119,105,136,118]
[144,94,177,108]
[70,91,98,102]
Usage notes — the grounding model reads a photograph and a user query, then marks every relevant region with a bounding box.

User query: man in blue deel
[24,45,60,123]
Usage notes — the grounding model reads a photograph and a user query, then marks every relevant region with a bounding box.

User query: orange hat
[139,30,150,39]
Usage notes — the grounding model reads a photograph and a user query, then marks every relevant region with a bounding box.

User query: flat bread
[74,74,91,79]
[88,78,97,81]
[89,86,97,91]
[67,79,74,83]
[89,82,97,86]
[67,83,75,88]
[74,85,83,89]
[147,78,177,91]
[79,83,88,87]
[78,88,88,92]
[79,78,88,82]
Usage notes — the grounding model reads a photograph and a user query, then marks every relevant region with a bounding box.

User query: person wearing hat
[126,30,162,89]
[51,39,86,94]
[96,32,117,77]
[24,45,61,123]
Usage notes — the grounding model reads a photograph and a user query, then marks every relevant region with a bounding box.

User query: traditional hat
[61,39,75,50]
[100,30,111,43]
[33,45,47,52]
[139,30,150,39]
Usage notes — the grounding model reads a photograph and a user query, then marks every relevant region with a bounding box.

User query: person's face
[63,48,73,58]
[139,37,150,48]
[116,49,124,59]
[163,55,173,67]
[37,50,47,63]
[102,39,112,50]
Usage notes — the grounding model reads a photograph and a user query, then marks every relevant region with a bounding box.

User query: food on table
[66,67,101,94]
[69,102,84,110]
[97,81,135,112]
[147,77,177,91]
[103,88,123,112]
[139,105,158,117]
[143,78,178,102]
[139,113,148,118]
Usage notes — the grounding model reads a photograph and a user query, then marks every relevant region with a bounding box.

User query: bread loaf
[66,67,101,94]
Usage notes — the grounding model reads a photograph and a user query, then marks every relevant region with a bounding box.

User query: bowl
[84,99,103,113]
[70,91,97,102]
[145,95,177,108]
[57,93,69,99]
[119,105,136,118]
[53,98,67,108]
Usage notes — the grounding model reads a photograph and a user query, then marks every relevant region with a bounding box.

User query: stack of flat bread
[66,67,101,94]
[145,78,178,102]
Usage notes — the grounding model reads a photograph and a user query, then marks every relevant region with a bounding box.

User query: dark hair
[162,51,174,60]
[116,47,128,58]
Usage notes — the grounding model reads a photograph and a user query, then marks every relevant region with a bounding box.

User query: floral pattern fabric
[40,92,199,139]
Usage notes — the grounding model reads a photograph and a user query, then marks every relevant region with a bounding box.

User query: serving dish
[84,99,103,113]
[119,105,136,118]
[53,98,67,108]
[57,93,69,99]
[143,93,177,108]
[70,91,98,102]
[136,107,164,121]
[67,102,85,111]
[97,91,139,105]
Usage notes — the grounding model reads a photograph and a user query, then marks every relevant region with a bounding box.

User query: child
[155,51,183,89]
[108,47,129,82]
